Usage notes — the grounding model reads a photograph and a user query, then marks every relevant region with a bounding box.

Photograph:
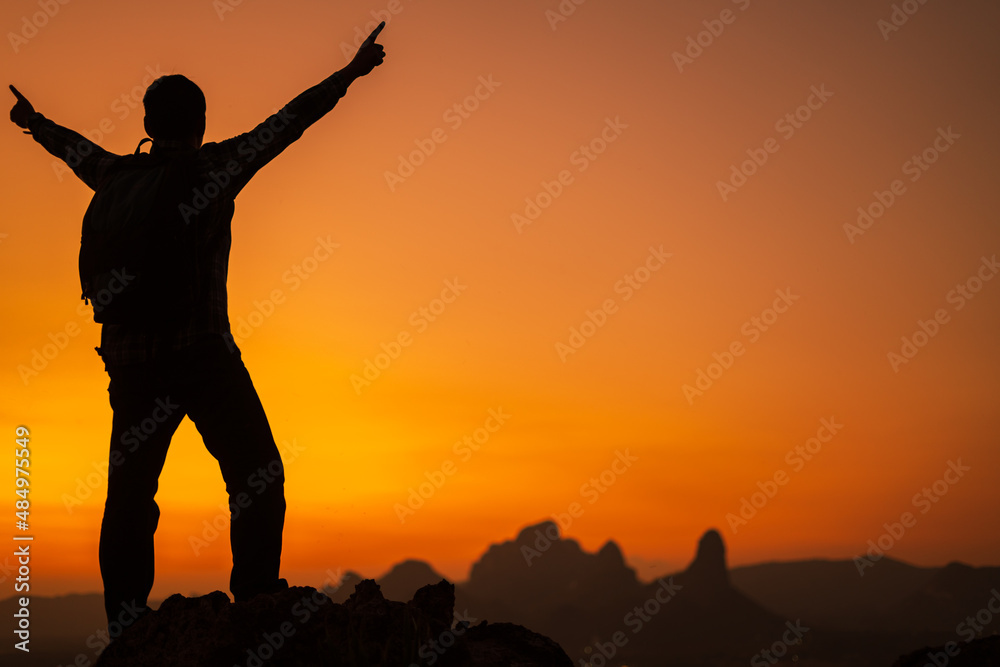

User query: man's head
[143,75,205,148]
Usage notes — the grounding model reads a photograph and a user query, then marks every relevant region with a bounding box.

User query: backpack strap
[91,139,155,193]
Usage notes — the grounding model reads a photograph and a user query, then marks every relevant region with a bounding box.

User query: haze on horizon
[1,0,998,598]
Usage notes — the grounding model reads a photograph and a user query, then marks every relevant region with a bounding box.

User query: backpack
[79,138,201,326]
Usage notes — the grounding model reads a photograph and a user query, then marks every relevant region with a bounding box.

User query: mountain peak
[382,558,440,579]
[516,520,560,544]
[598,540,625,567]
[698,529,726,566]
[377,559,447,603]
[683,528,730,591]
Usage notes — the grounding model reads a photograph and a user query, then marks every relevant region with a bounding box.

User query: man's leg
[173,337,287,602]
[99,361,185,625]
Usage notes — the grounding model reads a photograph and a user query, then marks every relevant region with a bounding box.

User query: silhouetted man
[9,23,385,627]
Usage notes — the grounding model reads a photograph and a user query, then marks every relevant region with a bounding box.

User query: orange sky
[1,0,999,598]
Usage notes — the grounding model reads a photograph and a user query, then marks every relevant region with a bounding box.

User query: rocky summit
[94,579,571,667]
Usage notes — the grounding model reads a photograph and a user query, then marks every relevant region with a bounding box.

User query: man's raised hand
[347,21,386,78]
[9,85,35,130]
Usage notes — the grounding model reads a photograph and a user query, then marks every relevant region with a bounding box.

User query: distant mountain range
[3,521,998,666]
[326,521,1000,666]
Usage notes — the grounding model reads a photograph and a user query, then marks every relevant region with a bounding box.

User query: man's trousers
[99,335,287,624]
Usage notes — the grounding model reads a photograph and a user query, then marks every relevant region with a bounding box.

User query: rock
[684,528,729,593]
[94,579,571,667]
[465,621,573,666]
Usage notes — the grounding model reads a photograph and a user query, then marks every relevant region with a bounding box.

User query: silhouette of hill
[373,558,449,603]
[730,558,1000,635]
[730,557,937,631]
[880,561,1000,633]
[325,569,365,603]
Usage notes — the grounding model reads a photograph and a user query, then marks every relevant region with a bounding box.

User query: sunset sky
[1,0,998,599]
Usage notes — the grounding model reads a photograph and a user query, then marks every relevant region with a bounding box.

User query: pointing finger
[362,21,385,48]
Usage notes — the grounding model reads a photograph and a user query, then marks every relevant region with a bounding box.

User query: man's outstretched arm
[204,23,387,199]
[9,85,120,190]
